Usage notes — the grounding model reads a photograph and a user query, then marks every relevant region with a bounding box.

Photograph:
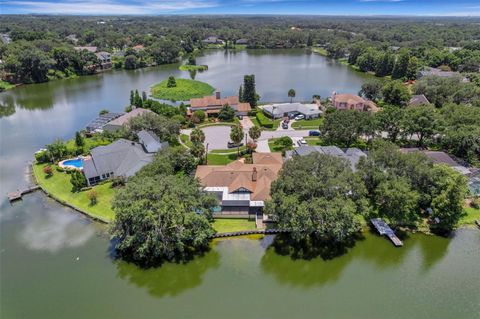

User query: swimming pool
[61,158,83,169]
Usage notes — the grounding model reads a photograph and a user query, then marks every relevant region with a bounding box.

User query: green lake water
[1,49,479,319]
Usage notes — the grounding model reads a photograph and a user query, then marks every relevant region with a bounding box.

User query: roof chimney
[252,167,257,182]
[215,91,221,100]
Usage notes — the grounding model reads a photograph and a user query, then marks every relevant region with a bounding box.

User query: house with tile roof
[331,92,379,113]
[188,91,251,117]
[195,153,283,217]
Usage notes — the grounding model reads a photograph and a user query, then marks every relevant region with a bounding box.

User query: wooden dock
[7,185,40,202]
[370,218,403,247]
[212,229,289,238]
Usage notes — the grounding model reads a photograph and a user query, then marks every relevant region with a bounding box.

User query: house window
[101,174,105,179]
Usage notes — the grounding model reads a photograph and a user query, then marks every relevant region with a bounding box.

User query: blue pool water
[63,158,83,168]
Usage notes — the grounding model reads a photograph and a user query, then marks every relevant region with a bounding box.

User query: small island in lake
[151,76,214,101]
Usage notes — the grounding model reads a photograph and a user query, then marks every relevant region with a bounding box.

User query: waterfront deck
[7,185,40,202]
[370,218,403,247]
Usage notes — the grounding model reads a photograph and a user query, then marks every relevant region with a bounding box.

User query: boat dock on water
[370,218,403,247]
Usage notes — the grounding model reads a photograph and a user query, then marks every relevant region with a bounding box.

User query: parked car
[297,139,308,147]
[309,130,321,136]
[282,122,289,129]
[227,142,244,148]
[294,114,305,120]
[288,112,299,119]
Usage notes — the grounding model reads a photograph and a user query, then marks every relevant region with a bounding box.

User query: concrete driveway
[201,125,237,150]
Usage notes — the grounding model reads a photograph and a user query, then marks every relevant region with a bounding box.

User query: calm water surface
[1,50,479,319]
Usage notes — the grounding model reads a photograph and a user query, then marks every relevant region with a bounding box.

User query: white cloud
[4,0,218,15]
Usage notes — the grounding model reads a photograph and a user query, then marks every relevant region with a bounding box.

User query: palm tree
[230,125,244,158]
[288,89,296,103]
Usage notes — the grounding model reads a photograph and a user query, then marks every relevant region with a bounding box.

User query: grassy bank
[0,80,16,92]
[179,64,208,71]
[212,218,256,233]
[151,78,214,101]
[460,207,480,226]
[33,163,116,222]
[180,134,193,148]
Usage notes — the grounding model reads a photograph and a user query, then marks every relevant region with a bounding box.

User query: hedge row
[256,111,274,128]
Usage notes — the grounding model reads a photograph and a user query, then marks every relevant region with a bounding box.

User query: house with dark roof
[83,130,167,185]
[409,94,430,106]
[137,130,168,153]
[195,153,283,217]
[74,46,98,53]
[188,92,251,117]
[400,148,471,175]
[286,146,367,171]
[236,38,249,45]
[95,51,112,69]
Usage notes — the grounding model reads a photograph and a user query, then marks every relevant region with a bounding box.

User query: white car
[294,114,305,120]
[297,139,308,147]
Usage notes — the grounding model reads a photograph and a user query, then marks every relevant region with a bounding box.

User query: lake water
[1,49,479,319]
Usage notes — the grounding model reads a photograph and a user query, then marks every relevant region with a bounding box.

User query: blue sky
[1,0,479,16]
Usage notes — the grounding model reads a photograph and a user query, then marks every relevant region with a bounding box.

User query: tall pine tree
[243,74,258,107]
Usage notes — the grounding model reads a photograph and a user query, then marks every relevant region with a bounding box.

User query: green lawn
[210,146,247,154]
[250,116,281,131]
[65,136,111,155]
[180,134,193,148]
[460,207,480,226]
[151,78,214,101]
[33,163,116,222]
[212,218,256,233]
[179,64,208,71]
[206,153,237,165]
[268,138,294,152]
[196,121,237,128]
[304,137,324,146]
[291,118,324,130]
[311,47,328,56]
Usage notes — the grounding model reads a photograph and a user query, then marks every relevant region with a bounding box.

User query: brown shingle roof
[236,102,252,113]
[195,153,283,201]
[190,95,239,108]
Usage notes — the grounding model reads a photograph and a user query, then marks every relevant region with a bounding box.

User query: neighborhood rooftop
[188,92,251,116]
[137,130,168,153]
[286,146,367,171]
[262,103,322,119]
[103,108,154,132]
[83,138,155,186]
[409,94,430,106]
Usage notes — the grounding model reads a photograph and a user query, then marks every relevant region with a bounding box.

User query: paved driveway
[202,126,237,150]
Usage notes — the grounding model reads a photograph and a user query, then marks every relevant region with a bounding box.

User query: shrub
[56,166,64,172]
[247,109,258,116]
[471,197,480,209]
[192,110,206,123]
[112,176,126,188]
[256,112,274,128]
[87,189,98,205]
[70,170,87,192]
[167,76,177,88]
[172,114,187,125]
[43,165,53,177]
[35,150,49,163]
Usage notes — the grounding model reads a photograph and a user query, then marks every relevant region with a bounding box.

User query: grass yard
[206,153,237,165]
[0,80,16,91]
[250,116,281,131]
[311,47,328,56]
[268,138,294,152]
[197,121,237,128]
[212,218,256,233]
[304,137,324,146]
[180,134,193,148]
[291,118,324,130]
[65,136,111,155]
[33,163,116,222]
[179,64,208,71]
[459,207,480,226]
[151,78,214,101]
[210,145,247,154]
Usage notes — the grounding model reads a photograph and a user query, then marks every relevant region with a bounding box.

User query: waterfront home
[286,146,367,171]
[236,38,249,45]
[74,46,98,53]
[95,51,112,69]
[331,92,378,112]
[417,67,469,82]
[195,153,283,218]
[202,36,224,45]
[85,112,125,132]
[83,131,166,186]
[262,103,322,119]
[188,92,251,117]
[409,94,430,106]
[103,108,154,132]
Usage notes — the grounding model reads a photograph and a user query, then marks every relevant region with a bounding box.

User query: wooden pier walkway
[370,218,403,247]
[7,185,40,202]
[212,229,289,238]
